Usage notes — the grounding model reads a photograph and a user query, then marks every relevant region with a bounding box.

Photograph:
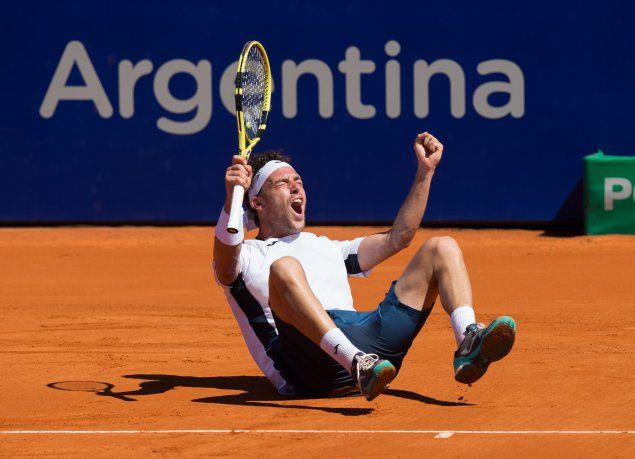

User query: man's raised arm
[213,155,252,286]
[357,132,444,272]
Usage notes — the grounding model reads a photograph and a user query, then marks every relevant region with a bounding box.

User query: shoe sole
[454,316,516,384]
[363,361,397,401]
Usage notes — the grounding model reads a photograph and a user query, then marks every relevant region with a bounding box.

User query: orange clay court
[1,226,634,457]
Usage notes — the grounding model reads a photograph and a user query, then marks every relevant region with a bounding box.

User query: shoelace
[355,353,379,373]
[466,323,486,336]
[458,323,486,353]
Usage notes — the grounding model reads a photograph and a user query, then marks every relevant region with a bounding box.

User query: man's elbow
[390,231,415,252]
[213,261,239,286]
[215,269,239,286]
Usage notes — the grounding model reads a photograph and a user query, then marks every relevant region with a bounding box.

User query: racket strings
[242,47,268,139]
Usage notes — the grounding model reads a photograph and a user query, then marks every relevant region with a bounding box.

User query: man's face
[251,166,306,237]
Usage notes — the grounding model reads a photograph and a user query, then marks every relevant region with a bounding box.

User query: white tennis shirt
[215,231,370,393]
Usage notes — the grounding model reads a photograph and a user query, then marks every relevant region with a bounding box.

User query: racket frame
[227,41,272,234]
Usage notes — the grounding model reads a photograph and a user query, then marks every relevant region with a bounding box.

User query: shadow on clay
[47,374,471,416]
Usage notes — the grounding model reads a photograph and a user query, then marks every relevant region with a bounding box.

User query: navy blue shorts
[270,282,432,396]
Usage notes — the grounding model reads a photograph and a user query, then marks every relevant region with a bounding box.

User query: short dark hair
[245,150,292,226]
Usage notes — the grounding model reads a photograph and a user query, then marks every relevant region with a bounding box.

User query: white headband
[248,160,293,200]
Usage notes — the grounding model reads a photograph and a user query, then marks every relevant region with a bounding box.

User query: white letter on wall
[385,40,401,119]
[39,40,113,118]
[413,59,465,118]
[118,59,153,118]
[282,59,333,118]
[473,59,525,119]
[338,46,376,119]
[220,60,239,115]
[153,59,212,135]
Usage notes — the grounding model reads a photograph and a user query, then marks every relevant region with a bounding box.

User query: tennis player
[213,132,516,401]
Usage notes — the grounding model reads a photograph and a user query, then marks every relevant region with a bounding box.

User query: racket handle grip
[227,185,245,234]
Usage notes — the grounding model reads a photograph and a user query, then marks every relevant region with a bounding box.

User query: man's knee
[269,256,304,285]
[422,236,463,263]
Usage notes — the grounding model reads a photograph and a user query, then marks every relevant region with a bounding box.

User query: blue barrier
[0,1,633,224]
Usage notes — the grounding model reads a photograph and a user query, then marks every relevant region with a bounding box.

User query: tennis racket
[226,41,272,234]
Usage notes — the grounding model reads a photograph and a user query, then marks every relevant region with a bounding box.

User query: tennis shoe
[453,316,516,384]
[351,353,396,401]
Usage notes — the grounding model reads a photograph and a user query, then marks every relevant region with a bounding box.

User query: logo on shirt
[334,344,340,354]
[266,241,280,247]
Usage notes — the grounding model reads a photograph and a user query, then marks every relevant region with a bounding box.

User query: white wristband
[215,208,244,246]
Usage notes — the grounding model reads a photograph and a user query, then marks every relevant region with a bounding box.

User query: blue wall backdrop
[1,1,633,224]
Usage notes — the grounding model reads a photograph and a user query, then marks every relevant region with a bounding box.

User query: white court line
[1,429,633,436]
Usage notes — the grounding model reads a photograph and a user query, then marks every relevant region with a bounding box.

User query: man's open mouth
[291,199,303,215]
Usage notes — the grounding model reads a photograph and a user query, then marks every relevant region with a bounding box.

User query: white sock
[319,328,362,374]
[450,305,476,347]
